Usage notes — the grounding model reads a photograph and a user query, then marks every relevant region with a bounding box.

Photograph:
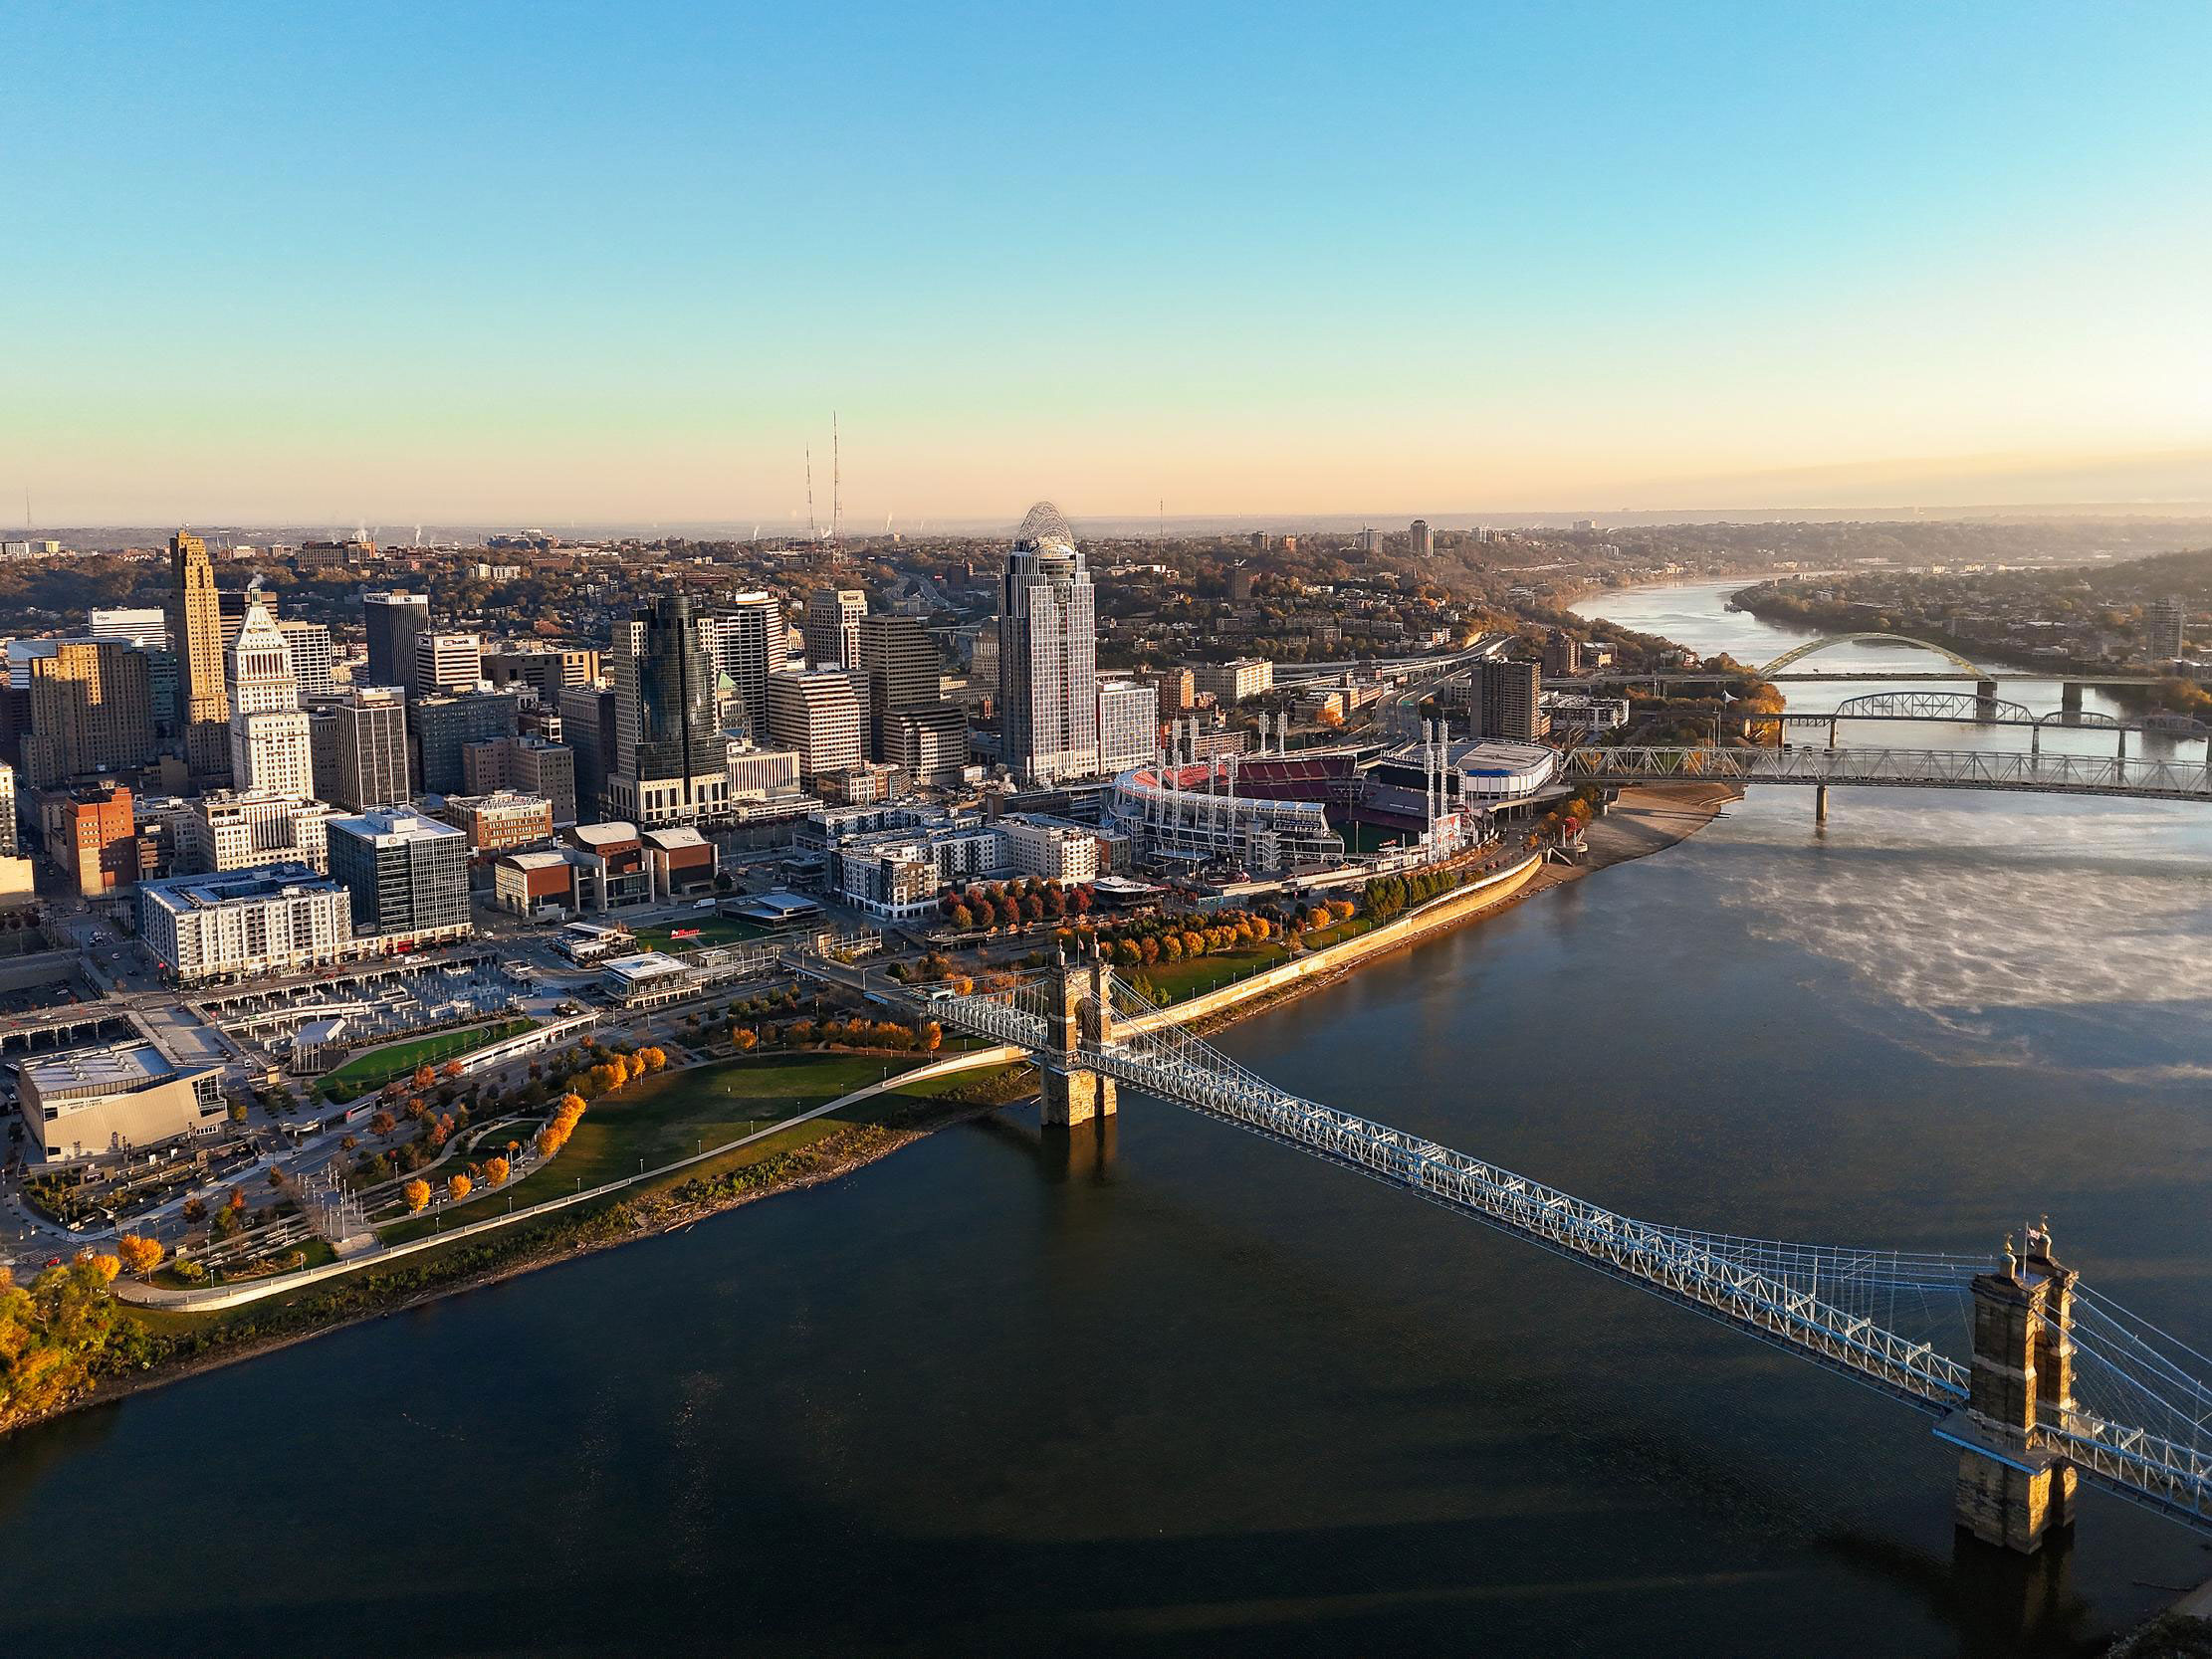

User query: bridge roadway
[1562,743,2212,802]
[790,948,2212,1539]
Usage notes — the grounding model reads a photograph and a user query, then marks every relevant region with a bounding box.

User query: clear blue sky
[6,1,2210,524]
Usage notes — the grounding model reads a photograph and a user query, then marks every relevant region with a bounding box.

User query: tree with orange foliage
[115,1235,164,1278]
[483,1155,511,1187]
[446,1173,473,1203]
[441,1059,464,1080]
[402,1178,431,1213]
[412,1064,437,1091]
[638,1046,667,1072]
[75,1249,121,1286]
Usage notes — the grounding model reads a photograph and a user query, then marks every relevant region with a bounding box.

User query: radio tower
[831,411,843,559]
[804,446,818,547]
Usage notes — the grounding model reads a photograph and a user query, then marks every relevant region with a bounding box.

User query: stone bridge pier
[1952,1222,2077,1553]
[1039,941,1117,1129]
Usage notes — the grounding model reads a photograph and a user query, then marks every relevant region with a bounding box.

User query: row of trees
[938,877,1097,933]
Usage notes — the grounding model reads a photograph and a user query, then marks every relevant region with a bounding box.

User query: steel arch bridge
[787,944,2212,1545]
[1758,633,1985,678]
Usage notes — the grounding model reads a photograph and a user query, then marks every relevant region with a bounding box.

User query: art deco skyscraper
[996,502,1098,784]
[168,529,231,786]
[227,600,314,798]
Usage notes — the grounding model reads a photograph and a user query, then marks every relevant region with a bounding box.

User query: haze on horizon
[6,2,2210,527]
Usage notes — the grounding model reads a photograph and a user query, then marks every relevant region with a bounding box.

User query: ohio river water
[6,583,2212,1658]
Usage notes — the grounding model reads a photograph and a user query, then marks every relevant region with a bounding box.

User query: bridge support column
[1976,679,1999,719]
[1951,1224,2077,1553]
[1814,785,1829,825]
[2062,681,2083,714]
[1038,943,1116,1128]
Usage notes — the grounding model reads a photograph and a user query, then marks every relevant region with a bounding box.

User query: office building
[178,791,337,874]
[327,808,471,941]
[17,1039,224,1162]
[561,821,649,910]
[884,705,970,788]
[709,593,787,736]
[2145,599,2187,664]
[138,865,355,987]
[803,588,867,670]
[1474,659,1543,741]
[24,638,154,785]
[1410,518,1434,558]
[49,780,140,895]
[767,669,865,780]
[168,530,231,784]
[856,614,940,756]
[557,686,616,820]
[308,686,410,810]
[226,602,314,798]
[215,585,278,649]
[295,536,375,573]
[1542,631,1584,677]
[1145,666,1196,714]
[1194,658,1273,705]
[362,590,430,692]
[0,759,15,857]
[996,503,1099,784]
[483,648,599,702]
[88,607,168,651]
[608,595,726,823]
[1097,678,1161,773]
[462,733,577,826]
[725,743,803,800]
[409,692,521,795]
[277,620,336,700]
[413,631,483,697]
[441,789,554,854]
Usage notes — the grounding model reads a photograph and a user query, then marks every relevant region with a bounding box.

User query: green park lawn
[630,916,770,952]
[316,1019,537,1104]
[375,1051,926,1243]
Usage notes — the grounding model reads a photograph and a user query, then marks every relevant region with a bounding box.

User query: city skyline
[7,3,2211,522]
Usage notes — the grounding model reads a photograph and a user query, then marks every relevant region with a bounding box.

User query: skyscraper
[609,595,726,824]
[708,593,787,738]
[557,685,616,822]
[996,502,1099,784]
[2145,599,2187,664]
[803,588,867,670]
[277,619,336,701]
[856,614,941,756]
[168,530,231,786]
[1410,518,1435,558]
[24,639,155,786]
[308,686,410,810]
[362,590,430,692]
[227,602,314,798]
[413,631,483,696]
[1473,659,1543,741]
[327,808,470,941]
[766,669,864,780]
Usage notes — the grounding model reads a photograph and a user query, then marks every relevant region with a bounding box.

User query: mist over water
[0,581,2206,1657]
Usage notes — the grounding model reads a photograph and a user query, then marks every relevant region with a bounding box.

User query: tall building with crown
[167,530,231,786]
[227,600,314,798]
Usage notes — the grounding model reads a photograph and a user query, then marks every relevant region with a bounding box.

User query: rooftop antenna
[1159,498,1165,543]
[804,446,818,545]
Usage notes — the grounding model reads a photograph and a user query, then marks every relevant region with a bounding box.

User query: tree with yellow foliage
[402,1178,432,1214]
[483,1156,511,1187]
[114,1234,164,1278]
[447,1172,473,1203]
[75,1249,121,1286]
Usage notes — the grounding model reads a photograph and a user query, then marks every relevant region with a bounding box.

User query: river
[4,581,2210,1657]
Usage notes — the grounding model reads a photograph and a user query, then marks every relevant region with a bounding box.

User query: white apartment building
[1195,657,1274,704]
[1096,678,1160,774]
[138,864,356,985]
[999,813,1101,883]
[180,791,339,874]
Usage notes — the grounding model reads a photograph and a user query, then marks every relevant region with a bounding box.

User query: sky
[5,1,2211,526]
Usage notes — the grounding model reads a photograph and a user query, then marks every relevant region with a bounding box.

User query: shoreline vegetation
[0,785,1733,1441]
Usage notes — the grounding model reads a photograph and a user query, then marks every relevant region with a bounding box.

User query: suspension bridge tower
[1952,1221,2077,1552]
[1039,940,1117,1128]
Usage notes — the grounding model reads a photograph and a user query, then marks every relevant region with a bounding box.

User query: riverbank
[8,785,1735,1438]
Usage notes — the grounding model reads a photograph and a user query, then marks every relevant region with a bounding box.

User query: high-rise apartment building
[1097,678,1161,773]
[226,602,314,799]
[24,639,155,786]
[2145,599,2187,664]
[362,591,430,692]
[608,595,726,823]
[1410,518,1435,558]
[168,530,231,785]
[996,504,1099,784]
[308,686,410,810]
[1473,659,1543,741]
[327,807,470,941]
[766,670,864,780]
[277,620,336,701]
[709,593,787,737]
[1194,658,1273,705]
[803,589,867,670]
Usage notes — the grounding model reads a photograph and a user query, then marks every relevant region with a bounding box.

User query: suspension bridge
[790,943,2212,1554]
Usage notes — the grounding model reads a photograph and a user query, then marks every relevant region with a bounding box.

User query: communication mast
[804,446,818,546]
[831,411,843,559]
